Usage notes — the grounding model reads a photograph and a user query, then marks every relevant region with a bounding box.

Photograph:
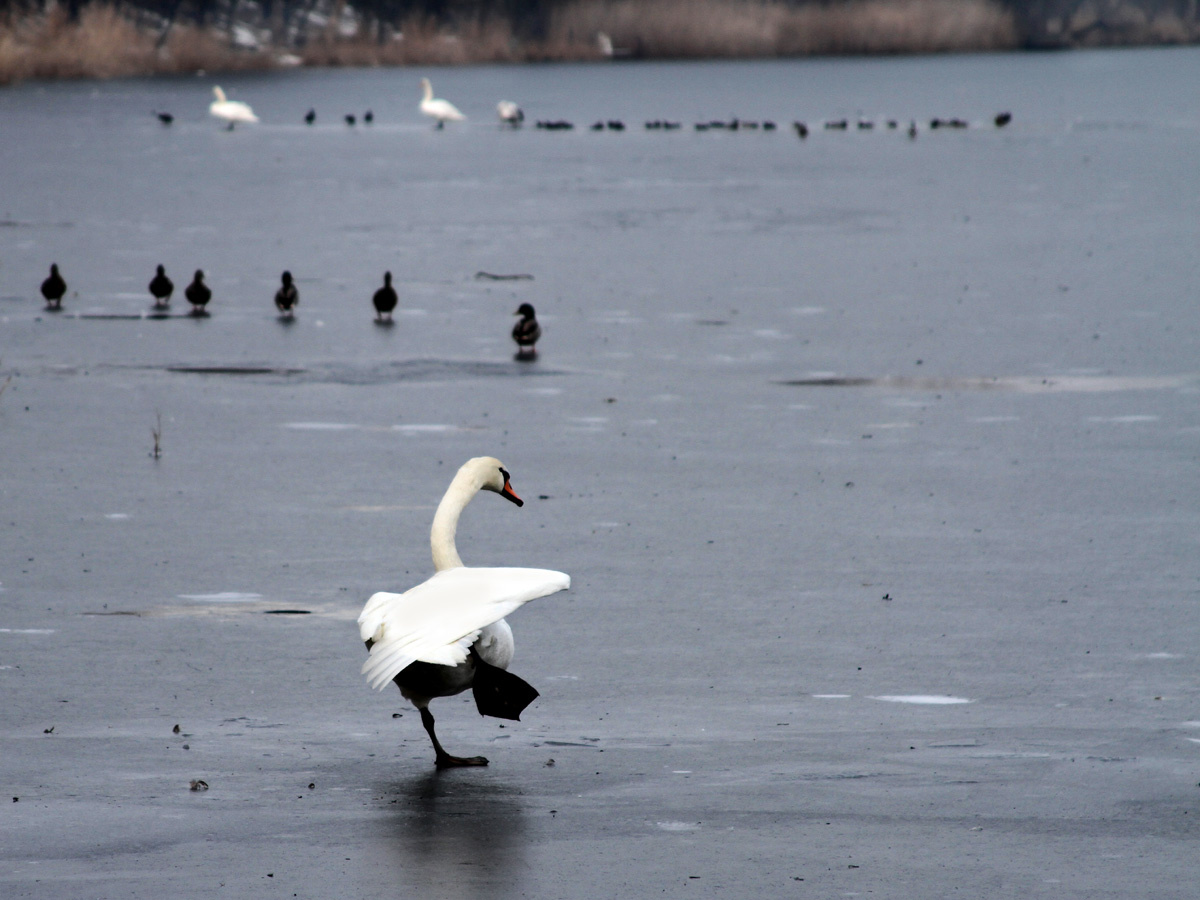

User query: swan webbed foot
[419,706,486,770]
[435,753,489,769]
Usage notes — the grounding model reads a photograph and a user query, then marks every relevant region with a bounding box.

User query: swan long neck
[421,80,433,102]
[429,473,478,571]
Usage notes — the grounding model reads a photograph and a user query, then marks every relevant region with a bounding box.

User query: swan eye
[499,467,510,482]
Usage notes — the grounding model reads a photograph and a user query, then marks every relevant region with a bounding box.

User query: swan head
[213,86,226,103]
[465,456,523,506]
[514,302,536,319]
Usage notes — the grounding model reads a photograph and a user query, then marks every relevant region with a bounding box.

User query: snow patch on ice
[870,695,973,705]
[178,592,263,603]
[388,424,458,433]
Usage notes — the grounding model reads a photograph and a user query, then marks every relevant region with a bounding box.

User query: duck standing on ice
[41,263,66,310]
[275,271,298,316]
[148,265,173,308]
[512,303,541,357]
[185,269,211,316]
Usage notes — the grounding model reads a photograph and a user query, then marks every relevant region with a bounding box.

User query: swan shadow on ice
[380,770,527,888]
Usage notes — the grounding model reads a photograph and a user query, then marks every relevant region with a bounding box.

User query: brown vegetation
[548,0,1018,58]
[1,0,1197,85]
[0,0,1019,84]
[297,15,529,67]
[0,4,271,84]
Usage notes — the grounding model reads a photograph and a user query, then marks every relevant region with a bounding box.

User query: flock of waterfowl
[37,263,543,355]
[58,75,1016,773]
[185,78,1012,138]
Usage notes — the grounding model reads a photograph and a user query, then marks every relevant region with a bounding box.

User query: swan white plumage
[497,99,524,126]
[419,77,466,129]
[209,86,259,129]
[358,456,569,767]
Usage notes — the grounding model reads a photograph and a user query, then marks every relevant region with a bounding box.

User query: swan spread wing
[359,566,569,690]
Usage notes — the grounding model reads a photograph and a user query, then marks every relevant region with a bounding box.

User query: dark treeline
[4,0,1199,50]
[1,0,558,40]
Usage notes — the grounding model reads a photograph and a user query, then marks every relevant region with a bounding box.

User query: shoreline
[2,0,1198,86]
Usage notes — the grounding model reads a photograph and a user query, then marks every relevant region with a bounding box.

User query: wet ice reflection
[382,772,527,898]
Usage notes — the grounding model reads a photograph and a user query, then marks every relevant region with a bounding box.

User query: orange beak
[500,479,523,507]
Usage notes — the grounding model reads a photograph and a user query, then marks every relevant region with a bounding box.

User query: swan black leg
[419,707,488,769]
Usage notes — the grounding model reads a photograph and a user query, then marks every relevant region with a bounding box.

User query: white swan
[209,86,259,129]
[358,457,569,767]
[497,99,524,126]
[419,77,466,129]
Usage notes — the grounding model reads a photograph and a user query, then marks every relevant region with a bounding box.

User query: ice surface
[2,48,1199,900]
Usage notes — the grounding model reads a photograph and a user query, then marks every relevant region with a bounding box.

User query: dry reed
[2,0,1196,85]
[547,0,1019,58]
[0,4,271,85]
[299,15,524,67]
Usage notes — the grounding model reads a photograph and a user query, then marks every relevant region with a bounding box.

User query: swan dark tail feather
[472,655,538,720]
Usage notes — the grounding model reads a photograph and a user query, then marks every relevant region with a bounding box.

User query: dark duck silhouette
[373,271,398,322]
[40,263,67,310]
[154,111,174,125]
[275,271,299,315]
[304,108,316,125]
[149,265,174,308]
[512,302,541,357]
[185,269,211,315]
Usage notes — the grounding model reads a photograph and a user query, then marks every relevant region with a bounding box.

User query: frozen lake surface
[2,48,1199,897]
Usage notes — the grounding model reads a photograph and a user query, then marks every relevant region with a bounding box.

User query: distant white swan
[497,99,524,126]
[419,77,466,129]
[358,456,569,768]
[209,86,259,129]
